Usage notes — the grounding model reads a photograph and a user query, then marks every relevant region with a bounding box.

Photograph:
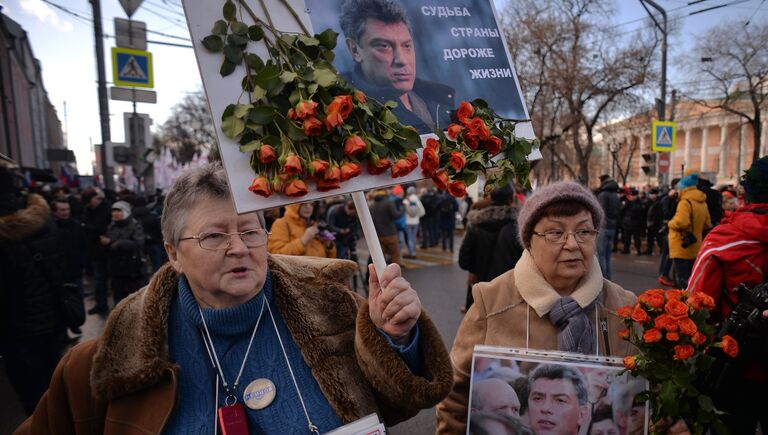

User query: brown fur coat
[16,254,453,434]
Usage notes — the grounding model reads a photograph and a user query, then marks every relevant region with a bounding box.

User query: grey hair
[339,0,412,43]
[528,364,588,406]
[161,162,264,246]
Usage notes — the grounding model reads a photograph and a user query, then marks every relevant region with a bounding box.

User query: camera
[680,231,697,248]
[317,221,329,232]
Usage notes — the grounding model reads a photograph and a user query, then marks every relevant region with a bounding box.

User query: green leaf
[312,68,337,87]
[239,140,261,153]
[380,109,398,126]
[384,100,398,109]
[221,115,245,138]
[212,20,228,36]
[223,45,243,63]
[223,0,236,21]
[381,129,394,140]
[316,29,339,49]
[248,25,264,41]
[222,104,236,119]
[246,54,264,72]
[251,86,266,101]
[233,104,252,119]
[286,122,306,141]
[201,35,224,52]
[462,171,478,186]
[280,71,298,83]
[307,83,318,94]
[280,34,298,46]
[248,106,276,125]
[698,395,714,412]
[220,59,237,76]
[227,33,249,47]
[253,64,283,93]
[399,127,421,150]
[231,21,248,35]
[298,35,320,46]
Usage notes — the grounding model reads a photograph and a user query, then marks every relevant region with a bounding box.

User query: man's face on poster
[528,378,589,435]
[346,18,416,94]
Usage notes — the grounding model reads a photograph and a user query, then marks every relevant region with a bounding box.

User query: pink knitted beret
[517,181,604,247]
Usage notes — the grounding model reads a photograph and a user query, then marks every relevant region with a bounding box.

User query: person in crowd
[403,186,425,259]
[268,202,337,258]
[370,189,404,264]
[469,411,533,435]
[133,196,166,272]
[721,191,739,212]
[611,378,646,435]
[420,187,439,249]
[16,162,453,434]
[589,406,620,435]
[0,165,67,415]
[688,155,768,435]
[327,199,360,260]
[526,365,590,435]
[697,174,723,232]
[436,181,637,434]
[437,190,459,252]
[667,173,711,289]
[339,0,455,133]
[390,185,409,257]
[596,175,620,280]
[51,199,86,336]
[656,179,680,287]
[52,186,83,222]
[102,201,145,306]
[620,190,648,255]
[81,188,112,315]
[470,378,521,418]
[458,183,523,312]
[644,188,660,255]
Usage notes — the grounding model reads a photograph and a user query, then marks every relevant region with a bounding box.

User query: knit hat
[111,200,132,219]
[742,156,768,204]
[517,181,604,248]
[676,173,699,189]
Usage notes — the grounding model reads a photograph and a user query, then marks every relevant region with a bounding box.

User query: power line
[145,0,186,18]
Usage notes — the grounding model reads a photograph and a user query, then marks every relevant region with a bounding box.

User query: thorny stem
[276,0,311,36]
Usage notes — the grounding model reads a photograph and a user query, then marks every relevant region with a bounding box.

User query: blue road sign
[652,121,676,152]
[111,47,153,88]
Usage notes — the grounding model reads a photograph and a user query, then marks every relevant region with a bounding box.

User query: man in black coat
[596,175,620,279]
[81,189,111,314]
[458,184,523,311]
[51,199,86,335]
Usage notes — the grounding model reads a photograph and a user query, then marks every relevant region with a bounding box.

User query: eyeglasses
[533,229,599,244]
[179,229,270,251]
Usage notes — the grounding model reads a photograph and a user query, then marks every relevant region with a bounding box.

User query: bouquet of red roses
[617,289,738,434]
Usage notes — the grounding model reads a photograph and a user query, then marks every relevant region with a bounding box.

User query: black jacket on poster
[459,204,523,283]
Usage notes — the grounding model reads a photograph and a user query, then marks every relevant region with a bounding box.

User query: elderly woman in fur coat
[436,182,690,435]
[17,163,452,434]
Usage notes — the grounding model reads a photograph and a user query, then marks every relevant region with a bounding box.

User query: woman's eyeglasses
[179,229,270,250]
[532,229,599,244]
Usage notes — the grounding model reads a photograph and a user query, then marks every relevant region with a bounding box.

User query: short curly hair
[339,0,412,43]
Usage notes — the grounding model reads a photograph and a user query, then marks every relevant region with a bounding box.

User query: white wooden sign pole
[351,191,386,281]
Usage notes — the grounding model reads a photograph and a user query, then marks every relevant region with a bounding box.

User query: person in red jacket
[688,155,768,435]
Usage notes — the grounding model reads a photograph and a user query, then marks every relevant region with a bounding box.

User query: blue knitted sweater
[164,271,420,434]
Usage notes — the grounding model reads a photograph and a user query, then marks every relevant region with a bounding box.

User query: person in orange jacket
[268,202,337,258]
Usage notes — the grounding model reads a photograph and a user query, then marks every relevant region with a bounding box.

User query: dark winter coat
[437,194,458,230]
[458,205,523,283]
[622,197,649,230]
[132,205,162,246]
[0,194,65,340]
[106,217,145,278]
[54,217,86,282]
[82,199,111,254]
[597,179,621,230]
[370,193,404,237]
[698,178,723,227]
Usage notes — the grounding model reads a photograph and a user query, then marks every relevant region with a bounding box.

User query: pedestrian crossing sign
[111,47,153,88]
[652,121,676,152]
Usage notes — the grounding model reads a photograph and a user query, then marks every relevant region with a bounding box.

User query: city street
[1,233,662,434]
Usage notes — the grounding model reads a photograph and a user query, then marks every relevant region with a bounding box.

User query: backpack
[406,201,420,218]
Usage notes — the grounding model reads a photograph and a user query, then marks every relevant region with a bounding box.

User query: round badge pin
[242,378,276,410]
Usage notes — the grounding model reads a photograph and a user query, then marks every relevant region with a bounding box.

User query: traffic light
[641,153,656,176]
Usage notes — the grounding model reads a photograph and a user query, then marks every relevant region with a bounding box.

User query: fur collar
[89,254,374,418]
[513,250,603,317]
[467,204,517,227]
[0,194,50,241]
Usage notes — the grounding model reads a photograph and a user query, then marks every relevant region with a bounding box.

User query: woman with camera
[268,201,337,258]
[667,173,711,289]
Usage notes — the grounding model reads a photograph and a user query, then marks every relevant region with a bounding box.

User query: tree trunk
[752,113,762,166]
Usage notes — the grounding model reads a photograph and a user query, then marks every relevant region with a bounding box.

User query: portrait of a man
[526,364,590,435]
[338,0,455,133]
[471,378,522,418]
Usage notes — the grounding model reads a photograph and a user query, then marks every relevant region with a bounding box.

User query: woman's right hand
[301,225,319,245]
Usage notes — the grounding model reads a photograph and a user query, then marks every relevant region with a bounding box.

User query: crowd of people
[1,153,767,434]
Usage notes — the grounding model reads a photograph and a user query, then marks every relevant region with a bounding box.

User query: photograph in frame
[468,346,649,435]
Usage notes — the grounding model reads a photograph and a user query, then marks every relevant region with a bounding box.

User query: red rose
[354,91,366,104]
[287,108,297,120]
[666,289,684,300]
[720,335,739,358]
[617,306,633,319]
[317,167,341,192]
[294,100,318,119]
[271,175,287,193]
[639,289,666,309]
[310,159,330,177]
[666,332,680,342]
[391,158,415,178]
[456,101,474,121]
[446,123,462,141]
[432,170,449,190]
[259,145,277,164]
[664,299,690,320]
[450,152,466,171]
[689,292,715,311]
[654,314,679,332]
[678,317,698,336]
[631,305,651,323]
[335,95,354,117]
[465,117,490,139]
[464,134,480,150]
[420,147,440,176]
[303,117,323,136]
[643,328,663,343]
[367,157,391,175]
[340,162,362,181]
[618,329,630,340]
[484,136,502,155]
[673,344,695,361]
[326,95,353,128]
[425,137,440,151]
[283,154,303,175]
[448,181,467,198]
[248,176,271,197]
[344,135,367,157]
[324,110,344,130]
[283,178,309,197]
[623,355,637,370]
[324,166,341,183]
[692,332,708,345]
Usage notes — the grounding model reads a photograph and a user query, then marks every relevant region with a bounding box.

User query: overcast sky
[0,0,765,174]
